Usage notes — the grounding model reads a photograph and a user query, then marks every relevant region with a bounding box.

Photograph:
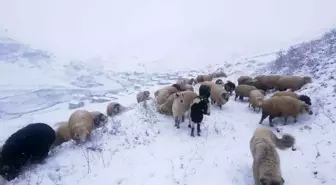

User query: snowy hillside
[1,29,336,185]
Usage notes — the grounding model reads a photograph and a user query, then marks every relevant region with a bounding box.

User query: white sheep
[68,110,94,144]
[248,89,265,112]
[172,91,198,129]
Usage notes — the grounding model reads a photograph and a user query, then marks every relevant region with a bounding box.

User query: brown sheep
[53,121,71,146]
[106,102,127,117]
[195,74,214,83]
[234,84,258,101]
[200,81,230,109]
[276,76,312,91]
[254,75,283,90]
[272,91,312,105]
[90,111,108,128]
[250,127,295,185]
[248,89,265,112]
[136,90,151,103]
[156,93,175,115]
[212,71,227,78]
[259,96,313,127]
[237,76,253,85]
[68,110,94,144]
[155,84,181,105]
[176,78,195,85]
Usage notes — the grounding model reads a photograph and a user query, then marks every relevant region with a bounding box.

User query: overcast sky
[0,0,335,68]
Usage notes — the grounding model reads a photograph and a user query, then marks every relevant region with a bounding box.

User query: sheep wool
[276,76,312,91]
[137,90,151,103]
[248,89,265,112]
[172,91,198,129]
[237,76,253,85]
[157,93,175,115]
[0,123,56,181]
[53,121,71,146]
[68,110,94,144]
[90,111,108,128]
[155,85,181,105]
[254,75,283,90]
[259,96,313,126]
[195,74,214,83]
[234,84,258,101]
[210,83,230,109]
[250,127,295,185]
[272,91,311,105]
[106,102,127,117]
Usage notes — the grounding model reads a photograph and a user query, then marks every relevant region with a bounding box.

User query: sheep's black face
[299,95,311,105]
[113,104,120,114]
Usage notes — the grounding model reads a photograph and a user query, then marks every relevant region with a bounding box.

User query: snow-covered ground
[1,30,336,185]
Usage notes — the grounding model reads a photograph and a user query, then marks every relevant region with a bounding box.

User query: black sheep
[199,84,211,99]
[224,80,236,95]
[0,123,56,181]
[188,96,211,137]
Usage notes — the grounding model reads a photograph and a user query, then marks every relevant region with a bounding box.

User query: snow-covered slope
[1,27,336,185]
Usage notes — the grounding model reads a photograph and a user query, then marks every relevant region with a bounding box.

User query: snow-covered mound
[1,29,336,185]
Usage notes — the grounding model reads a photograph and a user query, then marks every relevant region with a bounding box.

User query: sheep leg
[196,123,201,136]
[259,112,268,125]
[239,96,244,101]
[174,116,181,128]
[283,117,288,125]
[182,115,185,122]
[269,115,275,127]
[293,116,297,123]
[218,104,222,109]
[190,122,196,137]
[235,94,238,100]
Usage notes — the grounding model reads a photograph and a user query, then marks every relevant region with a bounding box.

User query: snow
[0,2,336,184]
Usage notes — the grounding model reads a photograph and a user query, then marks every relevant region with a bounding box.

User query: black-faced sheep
[53,121,71,146]
[136,90,151,103]
[195,74,214,83]
[259,96,313,127]
[200,81,230,108]
[90,111,108,128]
[254,75,283,90]
[188,96,211,137]
[234,84,258,101]
[248,89,265,112]
[154,84,181,105]
[272,91,312,105]
[215,79,224,87]
[172,91,199,129]
[276,76,312,91]
[0,123,56,181]
[237,76,253,85]
[68,110,94,144]
[106,102,127,117]
[250,127,295,185]
[224,80,236,95]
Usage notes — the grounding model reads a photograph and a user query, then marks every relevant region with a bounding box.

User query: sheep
[200,81,230,108]
[254,75,283,91]
[90,111,108,128]
[188,96,211,137]
[154,84,181,105]
[251,80,269,92]
[199,84,211,99]
[276,76,312,91]
[179,83,194,92]
[250,127,295,185]
[53,121,71,146]
[0,123,56,181]
[237,76,253,85]
[172,91,199,129]
[176,78,195,85]
[212,71,227,78]
[215,79,225,87]
[234,84,258,101]
[68,110,94,144]
[259,96,313,127]
[272,91,312,105]
[106,102,127,117]
[136,90,151,103]
[248,89,265,112]
[156,93,175,115]
[224,80,236,95]
[195,74,214,83]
